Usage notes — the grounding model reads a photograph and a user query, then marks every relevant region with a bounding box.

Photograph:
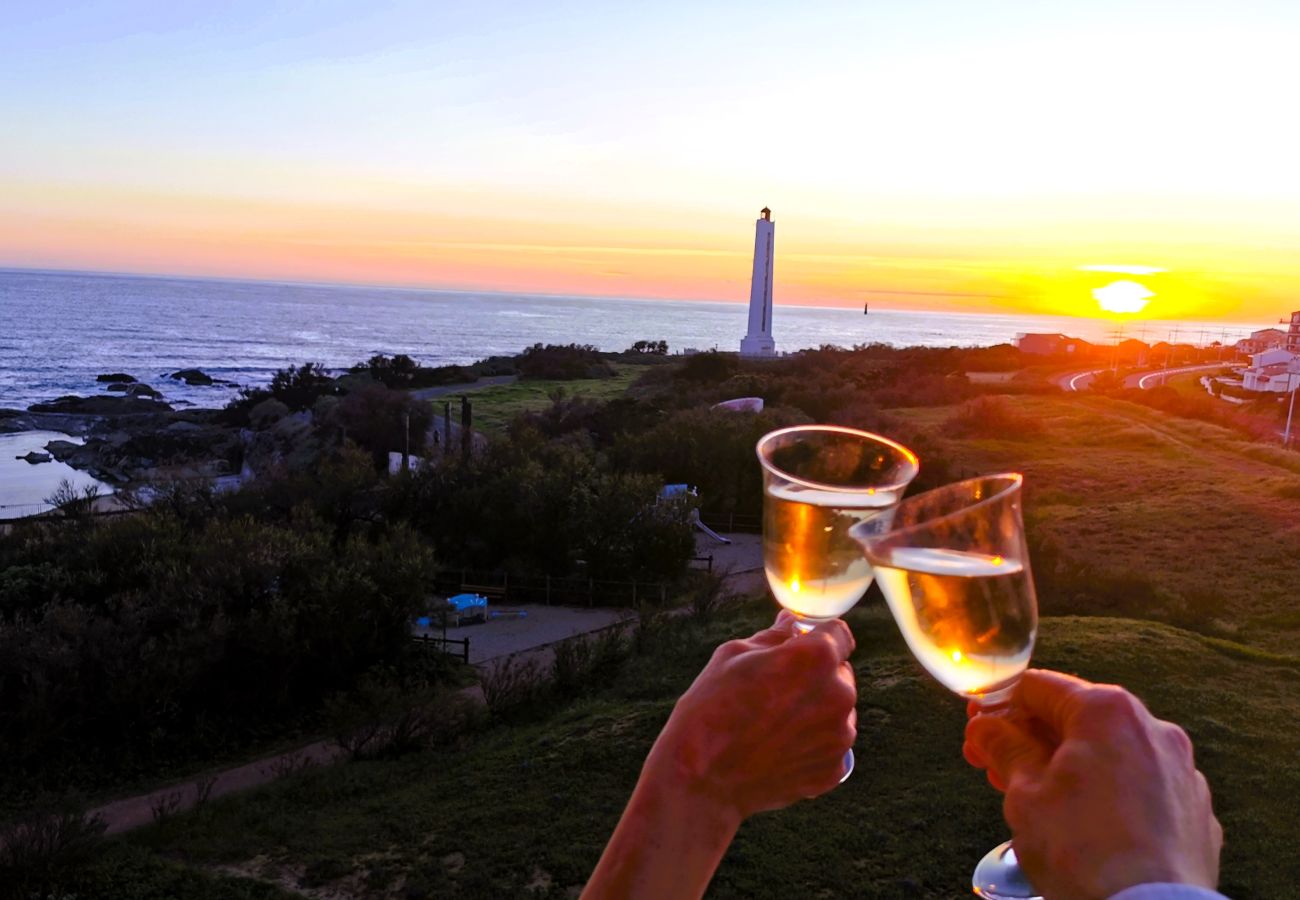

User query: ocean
[0,268,1267,412]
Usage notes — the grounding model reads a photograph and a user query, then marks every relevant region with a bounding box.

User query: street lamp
[1285,365,1299,449]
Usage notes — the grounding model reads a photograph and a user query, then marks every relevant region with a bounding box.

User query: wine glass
[850,473,1040,900]
[756,425,919,780]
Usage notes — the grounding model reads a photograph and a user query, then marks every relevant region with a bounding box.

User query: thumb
[966,714,1052,790]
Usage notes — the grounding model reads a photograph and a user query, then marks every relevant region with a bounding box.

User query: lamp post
[1285,368,1299,449]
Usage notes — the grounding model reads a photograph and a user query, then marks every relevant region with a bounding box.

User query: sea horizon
[2,263,1284,325]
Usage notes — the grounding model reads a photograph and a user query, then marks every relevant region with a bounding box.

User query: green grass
[431,365,643,436]
[894,393,1300,653]
[73,600,1298,899]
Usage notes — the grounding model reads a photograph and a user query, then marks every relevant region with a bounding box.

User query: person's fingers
[808,617,855,661]
[1012,669,1092,738]
[966,714,1052,787]
[963,737,989,769]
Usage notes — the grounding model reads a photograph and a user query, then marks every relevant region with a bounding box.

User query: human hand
[964,669,1222,900]
[643,610,858,823]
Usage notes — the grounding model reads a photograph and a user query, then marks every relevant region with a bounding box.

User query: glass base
[840,749,854,783]
[973,840,1041,900]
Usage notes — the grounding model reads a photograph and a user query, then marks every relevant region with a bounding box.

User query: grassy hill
[56,388,1300,899]
[74,604,1300,899]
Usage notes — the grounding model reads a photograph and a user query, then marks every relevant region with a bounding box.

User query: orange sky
[3,3,1298,323]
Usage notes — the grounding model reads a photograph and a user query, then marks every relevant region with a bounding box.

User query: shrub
[518,343,615,380]
[689,569,733,622]
[943,395,1046,439]
[327,670,481,760]
[329,382,432,470]
[0,808,106,898]
[552,624,631,696]
[676,351,738,383]
[479,654,548,717]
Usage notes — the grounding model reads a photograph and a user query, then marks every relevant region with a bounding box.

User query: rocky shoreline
[0,369,255,488]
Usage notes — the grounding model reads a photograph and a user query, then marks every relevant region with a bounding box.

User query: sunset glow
[2,2,1298,322]
[1093,281,1155,315]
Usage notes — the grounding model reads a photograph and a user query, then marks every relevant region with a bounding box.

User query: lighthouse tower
[740,207,776,357]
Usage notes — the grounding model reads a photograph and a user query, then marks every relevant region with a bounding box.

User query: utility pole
[401,411,410,473]
[1286,370,1298,449]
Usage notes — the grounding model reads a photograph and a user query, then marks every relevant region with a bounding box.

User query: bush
[688,569,734,622]
[328,382,432,470]
[552,624,631,696]
[518,343,615,380]
[0,808,106,898]
[479,654,549,717]
[943,395,1046,439]
[0,483,436,798]
[327,669,481,760]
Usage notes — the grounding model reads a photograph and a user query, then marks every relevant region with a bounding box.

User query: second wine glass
[851,473,1040,899]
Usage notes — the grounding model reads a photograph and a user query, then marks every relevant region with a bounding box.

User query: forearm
[582,757,741,900]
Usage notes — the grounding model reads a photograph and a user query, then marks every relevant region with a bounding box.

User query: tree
[330,383,433,471]
[268,362,337,410]
[629,340,669,355]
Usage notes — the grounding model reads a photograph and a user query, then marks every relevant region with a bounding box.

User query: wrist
[640,730,746,835]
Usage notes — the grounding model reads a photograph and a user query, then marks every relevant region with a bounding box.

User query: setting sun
[1093,280,1155,315]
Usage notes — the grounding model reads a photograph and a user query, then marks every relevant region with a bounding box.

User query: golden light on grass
[1093,279,1154,315]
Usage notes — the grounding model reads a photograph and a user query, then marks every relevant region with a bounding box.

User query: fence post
[707,554,714,573]
[462,638,470,665]
[589,578,594,607]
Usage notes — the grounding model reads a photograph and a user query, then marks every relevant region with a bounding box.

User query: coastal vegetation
[2,342,1298,897]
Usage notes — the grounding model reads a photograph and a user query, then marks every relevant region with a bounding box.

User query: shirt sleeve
[1109,885,1229,900]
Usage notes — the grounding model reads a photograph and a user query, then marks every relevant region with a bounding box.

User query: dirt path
[410,375,516,401]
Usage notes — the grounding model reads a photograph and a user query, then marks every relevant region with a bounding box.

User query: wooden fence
[411,632,470,664]
[699,510,762,534]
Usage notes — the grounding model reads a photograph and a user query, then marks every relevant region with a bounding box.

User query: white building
[1241,347,1300,392]
[740,207,776,357]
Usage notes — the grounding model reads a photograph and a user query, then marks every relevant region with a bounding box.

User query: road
[1058,363,1227,392]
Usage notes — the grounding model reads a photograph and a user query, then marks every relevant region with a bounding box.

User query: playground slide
[688,509,732,545]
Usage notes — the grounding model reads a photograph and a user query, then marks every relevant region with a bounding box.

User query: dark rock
[29,395,173,415]
[106,383,131,392]
[17,451,52,464]
[125,383,163,399]
[96,373,137,383]
[44,439,83,461]
[169,368,214,386]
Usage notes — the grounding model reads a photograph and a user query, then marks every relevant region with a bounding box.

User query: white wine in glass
[853,473,1041,899]
[758,426,919,628]
[871,547,1035,703]
[757,425,919,784]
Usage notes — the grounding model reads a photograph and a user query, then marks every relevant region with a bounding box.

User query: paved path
[1130,363,1229,389]
[1058,363,1226,392]
[410,375,516,401]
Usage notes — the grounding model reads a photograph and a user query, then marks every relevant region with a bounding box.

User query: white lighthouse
[739,207,776,357]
